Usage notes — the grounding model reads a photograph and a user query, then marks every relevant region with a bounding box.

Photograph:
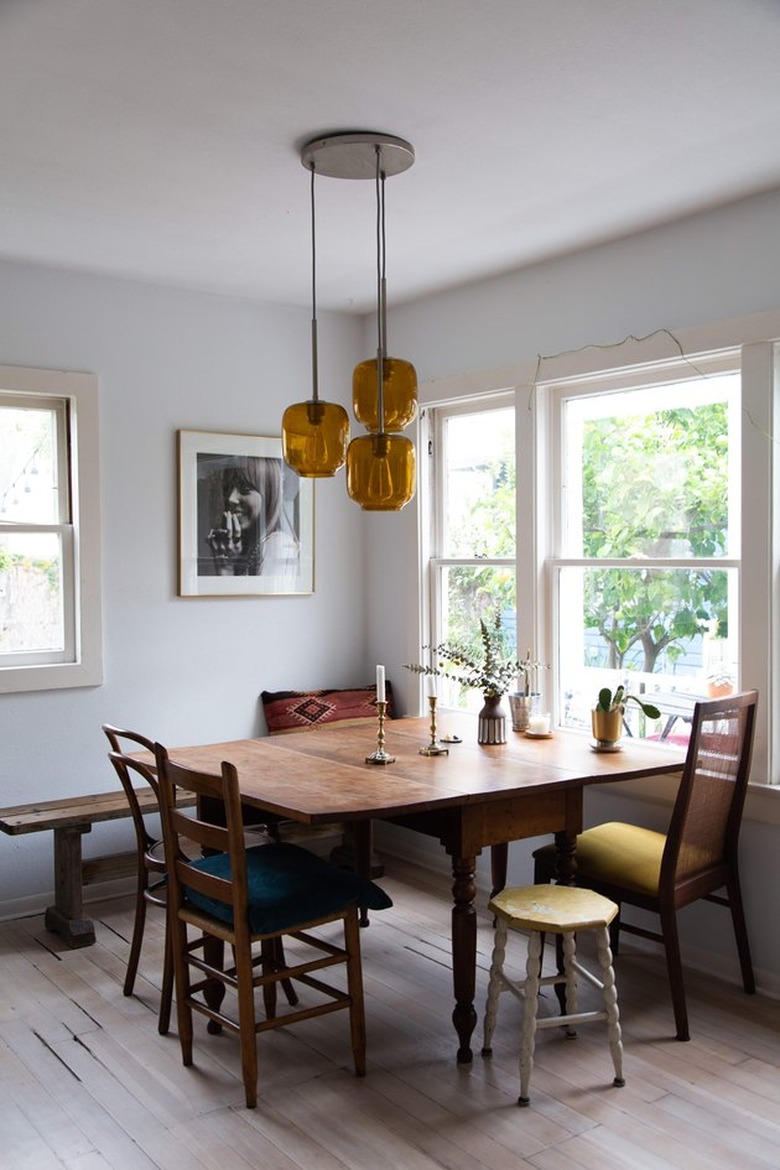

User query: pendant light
[347,149,416,510]
[287,132,417,510]
[282,161,349,477]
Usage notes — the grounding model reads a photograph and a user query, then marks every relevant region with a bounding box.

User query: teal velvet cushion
[183,841,392,935]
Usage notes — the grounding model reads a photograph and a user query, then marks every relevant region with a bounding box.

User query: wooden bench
[0,788,194,949]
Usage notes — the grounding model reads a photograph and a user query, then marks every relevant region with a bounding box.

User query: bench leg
[44,825,96,948]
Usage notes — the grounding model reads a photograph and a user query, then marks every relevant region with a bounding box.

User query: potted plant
[592,685,661,747]
[405,611,544,744]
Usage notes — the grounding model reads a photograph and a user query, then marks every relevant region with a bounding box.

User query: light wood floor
[1,857,779,1170]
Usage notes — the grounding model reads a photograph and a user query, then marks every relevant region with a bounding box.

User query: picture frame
[178,429,314,597]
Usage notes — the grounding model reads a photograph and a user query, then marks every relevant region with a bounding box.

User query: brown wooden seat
[153,742,392,1109]
[102,724,174,1033]
[532,690,758,1041]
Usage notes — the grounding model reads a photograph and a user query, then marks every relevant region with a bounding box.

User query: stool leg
[519,930,543,1106]
[481,919,507,1056]
[596,924,625,1087]
[561,931,578,1037]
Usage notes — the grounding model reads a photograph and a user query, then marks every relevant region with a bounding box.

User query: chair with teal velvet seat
[153,742,392,1109]
[532,690,758,1041]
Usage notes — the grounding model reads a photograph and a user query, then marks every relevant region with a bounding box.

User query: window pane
[558,565,738,740]
[565,375,739,559]
[0,404,60,524]
[0,532,65,654]
[443,407,515,558]
[438,564,517,709]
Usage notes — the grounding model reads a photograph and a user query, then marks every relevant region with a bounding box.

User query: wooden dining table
[160,712,686,1063]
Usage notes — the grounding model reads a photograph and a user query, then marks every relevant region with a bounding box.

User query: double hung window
[0,366,101,692]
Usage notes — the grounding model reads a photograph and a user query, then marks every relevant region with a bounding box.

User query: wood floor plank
[1,858,779,1170]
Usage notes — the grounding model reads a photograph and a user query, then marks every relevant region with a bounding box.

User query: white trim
[0,365,102,693]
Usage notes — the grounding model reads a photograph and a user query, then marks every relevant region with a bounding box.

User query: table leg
[351,820,373,926]
[489,842,508,898]
[44,825,96,948]
[451,854,477,1063]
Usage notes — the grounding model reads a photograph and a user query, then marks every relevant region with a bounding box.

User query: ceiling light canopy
[282,131,418,511]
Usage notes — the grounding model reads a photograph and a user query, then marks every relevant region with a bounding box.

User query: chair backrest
[661,690,757,892]
[102,724,159,854]
[154,743,250,937]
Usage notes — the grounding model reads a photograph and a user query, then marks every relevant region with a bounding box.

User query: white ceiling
[2,0,780,313]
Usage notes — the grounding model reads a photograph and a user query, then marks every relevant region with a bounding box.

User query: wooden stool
[482,884,625,1106]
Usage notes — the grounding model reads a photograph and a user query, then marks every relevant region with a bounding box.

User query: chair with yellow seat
[533,689,758,1041]
[482,883,625,1107]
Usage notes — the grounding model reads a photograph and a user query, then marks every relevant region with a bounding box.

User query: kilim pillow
[261,683,393,735]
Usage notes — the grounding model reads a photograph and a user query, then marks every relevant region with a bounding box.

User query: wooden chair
[482,884,624,1106]
[153,742,393,1109]
[102,724,173,1033]
[103,724,288,1033]
[533,690,758,1041]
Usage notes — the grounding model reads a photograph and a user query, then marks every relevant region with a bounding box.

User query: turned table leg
[451,854,478,1063]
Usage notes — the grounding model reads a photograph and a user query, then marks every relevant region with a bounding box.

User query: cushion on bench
[261,683,393,735]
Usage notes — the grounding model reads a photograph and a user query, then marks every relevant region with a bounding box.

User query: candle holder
[419,695,449,756]
[366,700,395,764]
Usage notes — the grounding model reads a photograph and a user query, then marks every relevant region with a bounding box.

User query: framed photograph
[178,430,313,596]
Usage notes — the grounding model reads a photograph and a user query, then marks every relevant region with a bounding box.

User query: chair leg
[481,919,508,1057]
[123,872,148,997]
[172,919,194,1067]
[261,938,278,1020]
[660,904,689,1041]
[561,931,578,1036]
[158,907,174,1035]
[234,937,259,1109]
[596,925,625,1086]
[726,872,756,994]
[344,908,367,1077]
[518,930,543,1106]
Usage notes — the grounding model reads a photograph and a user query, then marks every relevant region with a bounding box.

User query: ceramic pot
[591,705,623,746]
[478,694,507,745]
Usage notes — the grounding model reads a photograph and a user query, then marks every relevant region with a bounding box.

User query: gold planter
[591,706,624,746]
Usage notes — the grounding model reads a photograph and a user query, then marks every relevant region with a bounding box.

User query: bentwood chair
[533,690,758,1041]
[102,724,174,1033]
[154,742,392,1109]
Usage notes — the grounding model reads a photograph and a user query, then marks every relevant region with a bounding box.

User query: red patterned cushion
[261,684,393,735]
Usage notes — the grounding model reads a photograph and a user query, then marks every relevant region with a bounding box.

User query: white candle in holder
[527,712,551,735]
[425,674,437,698]
[376,664,386,704]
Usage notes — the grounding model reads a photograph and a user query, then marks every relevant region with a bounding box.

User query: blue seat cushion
[183,841,392,935]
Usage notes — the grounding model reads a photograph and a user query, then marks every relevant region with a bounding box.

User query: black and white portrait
[178,432,313,596]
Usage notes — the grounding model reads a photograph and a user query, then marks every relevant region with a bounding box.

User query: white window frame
[424,393,517,659]
[0,365,102,693]
[418,311,780,796]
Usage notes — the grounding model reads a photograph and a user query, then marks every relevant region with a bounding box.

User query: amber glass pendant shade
[282,399,350,477]
[352,356,418,433]
[346,432,416,511]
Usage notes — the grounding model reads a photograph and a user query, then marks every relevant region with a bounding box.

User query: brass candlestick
[366,700,395,764]
[419,695,449,756]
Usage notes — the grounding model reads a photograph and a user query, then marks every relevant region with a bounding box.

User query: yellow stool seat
[482,884,625,1106]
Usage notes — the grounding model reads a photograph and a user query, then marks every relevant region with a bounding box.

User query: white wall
[0,260,366,912]
[370,187,780,997]
[3,185,780,996]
